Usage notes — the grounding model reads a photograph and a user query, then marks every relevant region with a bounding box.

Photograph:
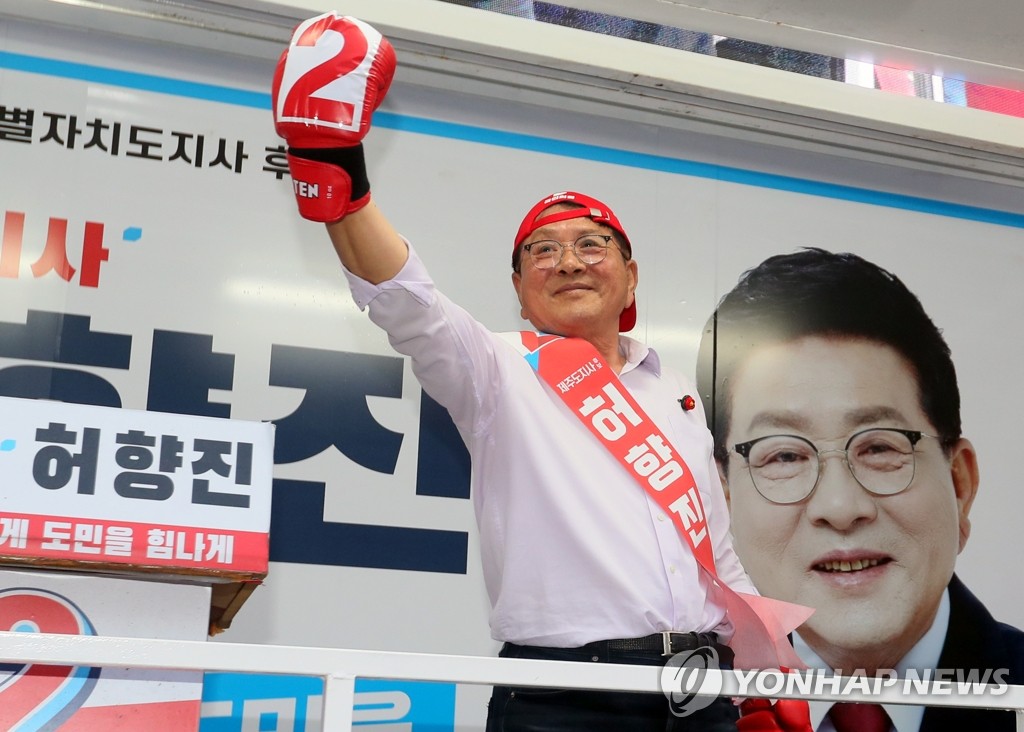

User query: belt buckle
[661,631,675,657]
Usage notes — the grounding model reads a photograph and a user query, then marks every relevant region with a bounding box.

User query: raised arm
[324,203,406,284]
[272,12,407,283]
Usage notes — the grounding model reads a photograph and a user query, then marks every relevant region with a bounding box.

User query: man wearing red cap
[271,13,805,731]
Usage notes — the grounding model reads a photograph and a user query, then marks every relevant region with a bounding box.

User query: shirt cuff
[342,238,435,310]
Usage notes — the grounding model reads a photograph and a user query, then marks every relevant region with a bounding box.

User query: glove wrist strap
[285,144,371,223]
[289,144,370,202]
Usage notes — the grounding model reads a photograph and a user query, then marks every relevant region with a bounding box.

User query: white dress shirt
[344,243,756,647]
[796,589,950,732]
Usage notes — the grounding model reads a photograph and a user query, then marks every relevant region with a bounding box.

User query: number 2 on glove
[273,13,393,142]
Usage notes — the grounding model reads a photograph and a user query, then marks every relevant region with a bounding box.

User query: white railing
[2,631,1023,730]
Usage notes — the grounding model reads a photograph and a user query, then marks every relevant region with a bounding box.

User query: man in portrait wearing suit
[698,248,1024,730]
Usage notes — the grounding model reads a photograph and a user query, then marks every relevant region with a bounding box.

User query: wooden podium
[0,395,274,729]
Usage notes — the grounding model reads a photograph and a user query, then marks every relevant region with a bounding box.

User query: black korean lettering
[33,423,100,494]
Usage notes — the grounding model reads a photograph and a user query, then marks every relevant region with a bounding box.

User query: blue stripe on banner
[4,50,1024,230]
[0,51,269,109]
[199,673,457,731]
[373,112,1024,230]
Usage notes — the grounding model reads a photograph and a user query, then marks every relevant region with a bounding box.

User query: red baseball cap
[514,191,636,331]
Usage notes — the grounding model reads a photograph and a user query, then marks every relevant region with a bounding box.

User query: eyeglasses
[521,234,615,269]
[733,428,937,505]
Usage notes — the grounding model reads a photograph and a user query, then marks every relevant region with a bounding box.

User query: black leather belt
[604,631,719,656]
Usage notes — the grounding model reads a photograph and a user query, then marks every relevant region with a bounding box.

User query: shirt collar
[619,335,660,376]
[794,588,950,732]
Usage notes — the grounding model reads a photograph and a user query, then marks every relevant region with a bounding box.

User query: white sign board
[0,396,273,577]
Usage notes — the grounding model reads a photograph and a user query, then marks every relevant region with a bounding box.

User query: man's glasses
[522,234,615,270]
[732,428,937,505]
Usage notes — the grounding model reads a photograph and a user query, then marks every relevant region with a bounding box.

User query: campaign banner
[3,9,1024,729]
[0,396,273,577]
[200,673,457,732]
[0,568,208,731]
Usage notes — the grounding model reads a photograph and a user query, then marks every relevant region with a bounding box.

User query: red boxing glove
[738,697,813,732]
[272,12,396,222]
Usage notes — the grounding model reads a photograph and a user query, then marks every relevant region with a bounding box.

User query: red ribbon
[523,334,812,670]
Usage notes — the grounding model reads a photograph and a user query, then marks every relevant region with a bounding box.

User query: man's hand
[272,12,396,222]
[738,697,813,732]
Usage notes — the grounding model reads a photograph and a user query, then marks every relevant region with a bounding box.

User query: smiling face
[722,336,978,673]
[511,208,637,342]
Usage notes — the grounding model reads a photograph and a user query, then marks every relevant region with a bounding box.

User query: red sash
[520,332,812,670]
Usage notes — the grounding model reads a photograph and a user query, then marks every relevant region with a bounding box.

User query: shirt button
[657,515,665,522]
[669,565,677,574]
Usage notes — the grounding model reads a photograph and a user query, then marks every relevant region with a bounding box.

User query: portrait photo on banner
[694,234,1024,727]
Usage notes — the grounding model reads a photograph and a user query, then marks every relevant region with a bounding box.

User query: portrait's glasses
[733,428,938,505]
[522,234,615,270]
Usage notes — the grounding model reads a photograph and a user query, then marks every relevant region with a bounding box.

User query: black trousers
[485,642,739,732]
